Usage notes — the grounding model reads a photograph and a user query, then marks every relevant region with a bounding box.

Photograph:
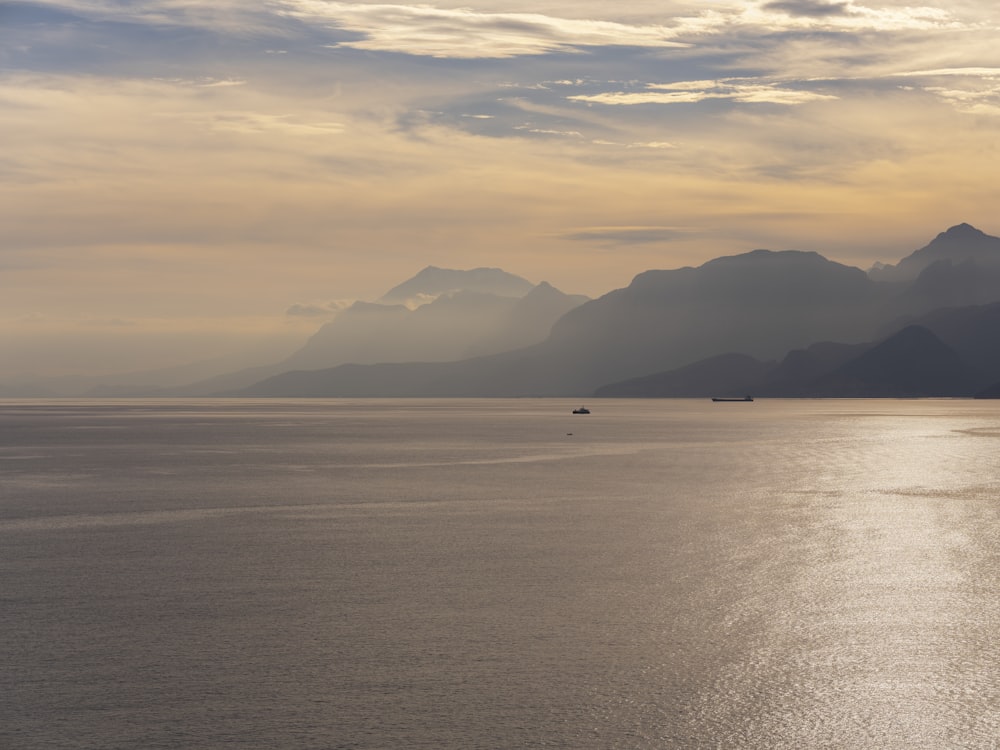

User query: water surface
[2,398,998,748]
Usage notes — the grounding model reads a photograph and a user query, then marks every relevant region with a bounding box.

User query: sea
[2,397,999,749]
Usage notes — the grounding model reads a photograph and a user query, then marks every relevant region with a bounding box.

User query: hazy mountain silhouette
[599,315,998,398]
[160,267,554,396]
[153,271,585,397]
[462,282,590,357]
[16,224,1000,399]
[236,346,561,397]
[378,266,534,305]
[903,302,1000,384]
[594,353,773,397]
[280,283,585,371]
[887,257,1000,320]
[871,223,1000,282]
[563,226,1000,397]
[237,249,892,396]
[539,249,883,390]
[753,341,872,396]
[596,341,875,398]
[807,325,975,397]
[234,223,1000,398]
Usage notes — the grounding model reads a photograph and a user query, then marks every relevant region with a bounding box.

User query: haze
[3,1,1000,378]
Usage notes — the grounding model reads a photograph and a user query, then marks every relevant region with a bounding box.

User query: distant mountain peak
[938,222,983,239]
[378,266,535,305]
[870,223,1000,281]
[821,324,974,397]
[522,281,571,300]
[514,281,589,311]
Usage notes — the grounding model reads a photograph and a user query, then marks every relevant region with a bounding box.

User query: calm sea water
[2,398,999,749]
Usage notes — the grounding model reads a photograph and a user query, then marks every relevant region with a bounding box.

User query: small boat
[712,395,753,402]
[572,406,591,414]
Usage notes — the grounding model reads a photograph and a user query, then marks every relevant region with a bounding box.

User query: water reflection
[3,399,1000,748]
[666,405,1000,747]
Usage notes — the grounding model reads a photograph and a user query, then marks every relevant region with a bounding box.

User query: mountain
[754,341,872,396]
[539,248,882,391]
[594,353,773,397]
[597,325,978,398]
[281,283,586,372]
[235,348,552,398]
[378,266,534,305]
[807,325,975,397]
[905,302,1000,384]
[147,270,585,397]
[556,226,1000,397]
[461,282,590,357]
[595,340,873,399]
[871,223,1000,282]
[65,223,1000,399]
[236,224,1000,398]
[240,248,895,397]
[887,256,1000,319]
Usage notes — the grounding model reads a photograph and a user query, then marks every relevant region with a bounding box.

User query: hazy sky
[3,0,1000,377]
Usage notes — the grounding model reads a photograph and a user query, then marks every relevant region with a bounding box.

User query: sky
[3,0,1000,378]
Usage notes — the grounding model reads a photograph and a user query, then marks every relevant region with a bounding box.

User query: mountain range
[43,267,587,398]
[235,223,1000,398]
[9,224,1000,399]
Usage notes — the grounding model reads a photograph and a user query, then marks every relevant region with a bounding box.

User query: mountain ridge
[233,223,1000,398]
[7,223,1000,398]
[598,310,997,399]
[869,223,1000,282]
[378,266,535,305]
[71,273,588,397]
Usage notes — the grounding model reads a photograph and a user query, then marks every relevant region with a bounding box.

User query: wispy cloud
[762,1,851,18]
[280,1,689,58]
[565,226,695,245]
[204,112,346,137]
[28,0,288,34]
[570,79,838,106]
[890,67,1000,115]
[896,67,1000,79]
[673,1,964,35]
[286,299,353,317]
[627,141,678,149]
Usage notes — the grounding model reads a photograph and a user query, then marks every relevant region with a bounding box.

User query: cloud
[627,141,678,149]
[26,0,291,35]
[896,67,1000,79]
[762,1,850,18]
[513,125,583,138]
[565,227,695,245]
[668,1,964,37]
[570,79,838,106]
[889,67,1000,115]
[286,300,353,317]
[197,78,247,88]
[403,292,442,309]
[204,112,346,137]
[280,1,688,58]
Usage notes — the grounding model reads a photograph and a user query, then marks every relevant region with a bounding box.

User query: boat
[572,406,591,414]
[711,395,753,402]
